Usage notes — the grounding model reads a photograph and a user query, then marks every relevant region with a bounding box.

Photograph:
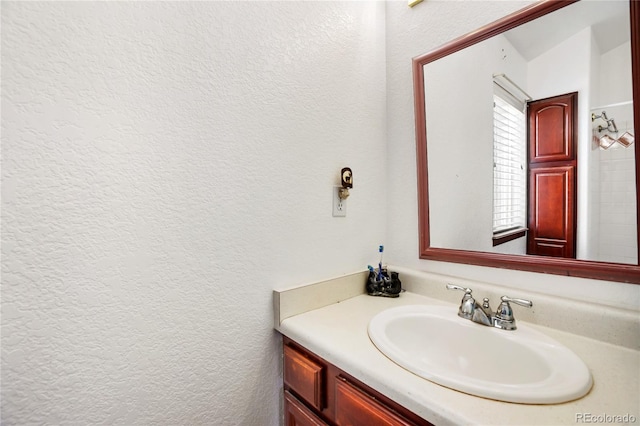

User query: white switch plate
[332,186,347,217]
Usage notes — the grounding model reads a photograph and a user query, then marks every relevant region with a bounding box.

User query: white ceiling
[504,1,630,61]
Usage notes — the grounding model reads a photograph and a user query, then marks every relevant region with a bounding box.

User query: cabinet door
[285,391,328,426]
[335,378,414,426]
[526,92,577,258]
[284,345,325,411]
[527,165,576,258]
[528,93,576,163]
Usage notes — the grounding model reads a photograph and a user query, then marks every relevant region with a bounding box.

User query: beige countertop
[276,290,640,426]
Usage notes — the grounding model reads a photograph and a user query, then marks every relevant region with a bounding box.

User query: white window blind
[493,88,526,234]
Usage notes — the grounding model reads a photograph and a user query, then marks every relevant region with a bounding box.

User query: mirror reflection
[424,0,637,265]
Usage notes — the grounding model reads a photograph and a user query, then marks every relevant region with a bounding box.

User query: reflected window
[492,84,526,239]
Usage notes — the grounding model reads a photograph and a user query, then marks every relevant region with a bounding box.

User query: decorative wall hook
[339,167,352,200]
[341,167,352,188]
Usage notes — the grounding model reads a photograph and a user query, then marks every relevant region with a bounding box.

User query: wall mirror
[413,0,640,283]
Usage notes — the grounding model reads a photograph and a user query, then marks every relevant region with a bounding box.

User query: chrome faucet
[446,284,532,330]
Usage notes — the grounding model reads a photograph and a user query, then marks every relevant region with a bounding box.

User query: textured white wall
[384,0,640,310]
[1,2,386,424]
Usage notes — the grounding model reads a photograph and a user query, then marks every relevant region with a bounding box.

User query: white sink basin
[368,304,592,404]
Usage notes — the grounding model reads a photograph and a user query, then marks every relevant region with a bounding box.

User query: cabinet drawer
[284,345,325,410]
[335,378,414,426]
[284,391,329,426]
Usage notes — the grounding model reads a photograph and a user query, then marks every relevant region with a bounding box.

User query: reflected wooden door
[527,93,577,258]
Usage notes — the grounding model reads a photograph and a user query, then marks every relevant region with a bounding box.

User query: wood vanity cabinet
[283,337,433,426]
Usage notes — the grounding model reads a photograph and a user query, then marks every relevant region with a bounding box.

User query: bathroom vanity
[274,269,640,425]
[284,337,431,425]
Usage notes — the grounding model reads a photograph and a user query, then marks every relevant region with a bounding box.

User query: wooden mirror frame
[413,0,640,284]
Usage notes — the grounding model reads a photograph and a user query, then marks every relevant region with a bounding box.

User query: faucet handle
[501,296,533,308]
[446,284,475,320]
[446,284,472,295]
[494,295,533,330]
